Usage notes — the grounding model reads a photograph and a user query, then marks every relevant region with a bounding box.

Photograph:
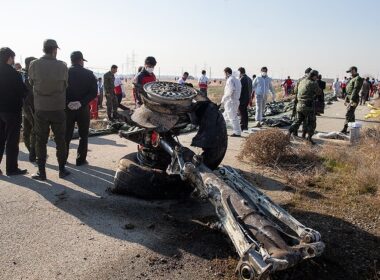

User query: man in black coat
[238,67,252,131]
[0,47,28,176]
[65,51,98,166]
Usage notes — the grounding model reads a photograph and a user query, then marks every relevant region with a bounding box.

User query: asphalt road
[0,100,377,280]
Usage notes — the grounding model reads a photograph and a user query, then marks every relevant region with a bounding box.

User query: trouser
[0,112,22,173]
[289,110,316,136]
[344,104,356,126]
[23,106,36,159]
[34,110,67,166]
[105,92,119,119]
[65,106,90,163]
[199,88,208,97]
[98,93,103,108]
[239,101,249,130]
[255,94,267,122]
[360,93,369,105]
[223,100,241,135]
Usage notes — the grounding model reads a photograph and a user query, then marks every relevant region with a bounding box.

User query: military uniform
[342,74,363,132]
[28,39,69,180]
[289,78,319,138]
[103,71,118,120]
[22,57,37,162]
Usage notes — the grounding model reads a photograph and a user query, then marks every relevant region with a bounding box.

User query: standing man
[282,76,293,97]
[134,56,157,107]
[360,77,371,105]
[97,77,104,109]
[22,56,37,162]
[221,67,242,137]
[341,67,363,134]
[252,67,276,127]
[29,39,69,180]
[65,51,97,166]
[315,74,326,115]
[104,65,118,121]
[0,47,28,176]
[178,72,189,85]
[341,77,348,98]
[198,70,209,97]
[332,78,341,98]
[288,70,320,144]
[238,67,252,131]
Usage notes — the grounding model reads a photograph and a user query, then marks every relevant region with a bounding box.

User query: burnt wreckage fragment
[113,81,324,279]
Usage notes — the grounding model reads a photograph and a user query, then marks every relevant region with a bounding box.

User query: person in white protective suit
[332,78,341,98]
[252,66,276,127]
[221,67,242,137]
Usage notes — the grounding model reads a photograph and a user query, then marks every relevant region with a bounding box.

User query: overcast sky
[1,0,379,78]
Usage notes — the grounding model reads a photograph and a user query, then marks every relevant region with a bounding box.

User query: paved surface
[0,100,377,280]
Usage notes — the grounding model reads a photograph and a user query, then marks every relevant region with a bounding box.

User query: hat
[70,51,87,62]
[43,39,59,49]
[131,105,179,132]
[305,67,312,74]
[346,66,357,73]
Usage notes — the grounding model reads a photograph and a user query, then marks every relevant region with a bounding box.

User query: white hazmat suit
[222,75,242,136]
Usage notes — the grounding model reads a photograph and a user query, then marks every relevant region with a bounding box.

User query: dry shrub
[239,129,290,165]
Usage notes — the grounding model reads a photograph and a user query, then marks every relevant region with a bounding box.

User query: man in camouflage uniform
[22,56,37,162]
[103,65,118,121]
[341,66,363,134]
[29,39,70,180]
[291,67,312,137]
[289,70,320,144]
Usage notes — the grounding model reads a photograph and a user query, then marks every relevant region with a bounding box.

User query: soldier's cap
[43,39,59,49]
[305,67,312,74]
[70,51,87,62]
[346,66,357,73]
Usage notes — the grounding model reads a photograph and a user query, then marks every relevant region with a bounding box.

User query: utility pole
[131,50,136,75]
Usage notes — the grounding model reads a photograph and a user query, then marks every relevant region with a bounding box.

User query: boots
[341,124,348,134]
[31,164,47,181]
[307,134,316,145]
[302,131,307,139]
[59,165,71,179]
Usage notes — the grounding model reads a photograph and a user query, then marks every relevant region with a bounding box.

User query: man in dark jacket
[134,56,157,107]
[22,56,37,162]
[0,47,28,176]
[65,51,97,166]
[316,74,326,115]
[238,67,252,131]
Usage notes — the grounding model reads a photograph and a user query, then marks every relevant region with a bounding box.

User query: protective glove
[351,102,357,107]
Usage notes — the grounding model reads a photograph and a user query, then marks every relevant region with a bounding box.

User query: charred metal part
[144,81,198,105]
[116,81,324,279]
[158,138,324,279]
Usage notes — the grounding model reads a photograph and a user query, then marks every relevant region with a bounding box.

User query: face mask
[261,72,267,77]
[146,67,154,73]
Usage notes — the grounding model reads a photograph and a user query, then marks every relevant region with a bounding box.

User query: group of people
[0,39,98,178]
[221,66,276,137]
[333,76,378,106]
[0,38,371,177]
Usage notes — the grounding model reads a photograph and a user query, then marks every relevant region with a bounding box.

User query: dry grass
[239,127,380,197]
[318,126,380,196]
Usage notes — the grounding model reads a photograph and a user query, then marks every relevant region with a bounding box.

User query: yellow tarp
[365,104,380,119]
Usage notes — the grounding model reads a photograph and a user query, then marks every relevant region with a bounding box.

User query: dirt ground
[0,96,379,279]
